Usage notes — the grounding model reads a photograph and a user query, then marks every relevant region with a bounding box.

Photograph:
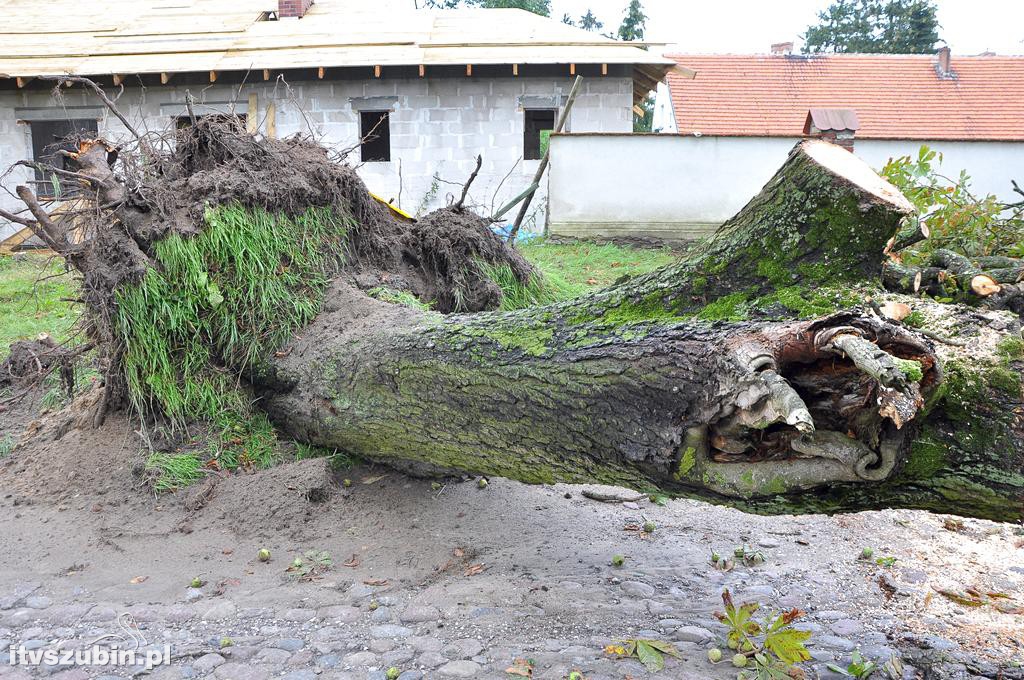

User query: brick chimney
[771,41,794,55]
[279,0,313,18]
[935,46,955,78]
[803,108,859,151]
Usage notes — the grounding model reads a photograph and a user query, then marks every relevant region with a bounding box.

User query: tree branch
[14,185,79,255]
[454,154,482,211]
[39,76,142,142]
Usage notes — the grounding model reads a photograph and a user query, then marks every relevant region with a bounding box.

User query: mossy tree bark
[256,141,1024,522]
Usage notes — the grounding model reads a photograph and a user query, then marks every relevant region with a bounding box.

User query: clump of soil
[0,337,73,389]
[134,116,531,312]
[405,207,535,313]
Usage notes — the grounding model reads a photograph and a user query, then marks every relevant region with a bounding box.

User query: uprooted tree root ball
[7,116,538,426]
[1,80,1021,521]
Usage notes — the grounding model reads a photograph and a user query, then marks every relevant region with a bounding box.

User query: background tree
[803,0,940,54]
[563,9,604,31]
[418,0,550,14]
[616,0,646,41]
[615,0,655,132]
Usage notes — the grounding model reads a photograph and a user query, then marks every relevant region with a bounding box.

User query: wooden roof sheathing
[0,0,685,104]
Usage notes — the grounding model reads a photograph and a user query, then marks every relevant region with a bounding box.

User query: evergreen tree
[615,1,651,131]
[578,9,603,32]
[803,0,940,54]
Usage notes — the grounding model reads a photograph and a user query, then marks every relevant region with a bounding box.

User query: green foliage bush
[880,145,1024,259]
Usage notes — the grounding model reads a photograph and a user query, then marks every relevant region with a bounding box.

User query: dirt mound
[406,207,534,313]
[187,457,337,534]
[0,401,141,503]
[0,337,71,388]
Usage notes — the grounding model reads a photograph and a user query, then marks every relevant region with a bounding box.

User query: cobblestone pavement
[0,460,1021,679]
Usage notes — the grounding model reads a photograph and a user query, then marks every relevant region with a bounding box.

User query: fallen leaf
[363,578,389,586]
[129,576,148,584]
[505,657,534,677]
[586,278,598,285]
[934,588,986,607]
[463,563,486,577]
[361,474,388,485]
[342,554,360,568]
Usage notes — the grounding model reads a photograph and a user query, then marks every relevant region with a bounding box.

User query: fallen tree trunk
[3,86,1021,521]
[256,141,1023,521]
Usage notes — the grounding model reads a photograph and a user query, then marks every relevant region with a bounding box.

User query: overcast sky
[550,0,1024,55]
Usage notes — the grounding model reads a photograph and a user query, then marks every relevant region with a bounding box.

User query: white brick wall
[0,75,633,241]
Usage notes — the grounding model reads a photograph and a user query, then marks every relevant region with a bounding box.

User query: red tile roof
[665,53,1024,141]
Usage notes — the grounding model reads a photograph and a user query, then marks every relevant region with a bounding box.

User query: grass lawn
[517,239,681,297]
[0,240,677,357]
[0,254,81,355]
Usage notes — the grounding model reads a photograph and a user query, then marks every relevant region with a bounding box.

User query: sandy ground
[0,396,1021,680]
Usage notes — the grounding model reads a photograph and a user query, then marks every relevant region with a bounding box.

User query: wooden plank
[160,72,171,84]
[418,64,425,77]
[263,68,270,81]
[0,226,36,255]
[209,70,217,83]
[601,63,607,76]
[508,75,583,242]
[266,101,276,139]
[512,63,519,76]
[112,73,124,86]
[569,63,576,76]
[246,93,257,134]
[671,63,697,79]
[317,66,325,79]
[374,64,381,78]
[16,76,32,88]
[465,64,472,76]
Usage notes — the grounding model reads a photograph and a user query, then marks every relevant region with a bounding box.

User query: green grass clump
[368,287,432,311]
[0,255,80,357]
[115,203,351,423]
[0,435,14,458]
[295,442,359,470]
[516,239,679,298]
[480,262,575,311]
[112,203,352,489]
[903,310,926,328]
[145,452,203,492]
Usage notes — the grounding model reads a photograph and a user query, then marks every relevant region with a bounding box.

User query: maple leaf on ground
[763,617,812,665]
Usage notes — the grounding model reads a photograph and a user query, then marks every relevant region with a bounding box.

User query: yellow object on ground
[369,192,415,222]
